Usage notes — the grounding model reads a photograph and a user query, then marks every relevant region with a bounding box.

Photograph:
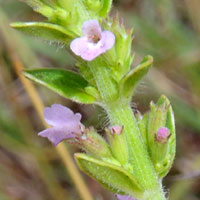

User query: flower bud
[147,95,176,178]
[156,127,170,144]
[105,125,128,164]
[110,126,124,135]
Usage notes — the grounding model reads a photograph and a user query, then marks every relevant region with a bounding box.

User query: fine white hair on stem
[56,42,65,52]
[102,116,111,130]
[97,108,111,132]
[45,40,66,48]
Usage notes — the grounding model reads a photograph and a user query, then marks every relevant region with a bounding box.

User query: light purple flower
[38,104,82,146]
[116,194,136,200]
[156,127,170,143]
[70,19,115,61]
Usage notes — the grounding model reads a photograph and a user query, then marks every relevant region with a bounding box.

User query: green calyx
[99,17,134,83]
[138,95,176,178]
[78,127,113,159]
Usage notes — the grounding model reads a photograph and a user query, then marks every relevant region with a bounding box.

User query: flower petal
[44,104,81,127]
[39,104,82,146]
[38,127,76,146]
[100,30,115,52]
[70,19,115,61]
[82,19,101,38]
[70,37,90,57]
[80,30,115,61]
[70,31,115,61]
[116,195,136,200]
[70,36,102,61]
[80,43,103,61]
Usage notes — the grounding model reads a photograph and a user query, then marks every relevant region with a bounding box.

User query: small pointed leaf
[120,55,153,98]
[99,0,113,17]
[10,22,73,43]
[75,153,143,196]
[136,112,148,146]
[23,68,96,104]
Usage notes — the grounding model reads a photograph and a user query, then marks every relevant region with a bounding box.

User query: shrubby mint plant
[11,0,176,199]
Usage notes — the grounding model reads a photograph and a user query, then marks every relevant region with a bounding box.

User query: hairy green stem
[107,104,165,200]
[89,63,166,200]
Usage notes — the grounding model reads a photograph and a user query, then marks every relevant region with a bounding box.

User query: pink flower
[116,194,136,200]
[70,19,115,61]
[156,127,170,143]
[38,104,82,146]
[110,125,123,135]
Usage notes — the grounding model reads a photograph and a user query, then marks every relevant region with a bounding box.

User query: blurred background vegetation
[0,0,200,199]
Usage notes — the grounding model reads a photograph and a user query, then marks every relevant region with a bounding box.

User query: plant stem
[89,63,166,200]
[107,104,166,200]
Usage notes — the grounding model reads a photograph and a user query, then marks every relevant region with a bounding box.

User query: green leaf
[23,68,96,104]
[120,55,153,98]
[10,22,73,43]
[99,0,112,17]
[75,153,143,197]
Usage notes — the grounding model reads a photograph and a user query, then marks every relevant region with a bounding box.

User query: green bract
[120,55,153,98]
[98,0,113,17]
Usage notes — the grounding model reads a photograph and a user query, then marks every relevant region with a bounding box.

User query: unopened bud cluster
[137,95,176,178]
